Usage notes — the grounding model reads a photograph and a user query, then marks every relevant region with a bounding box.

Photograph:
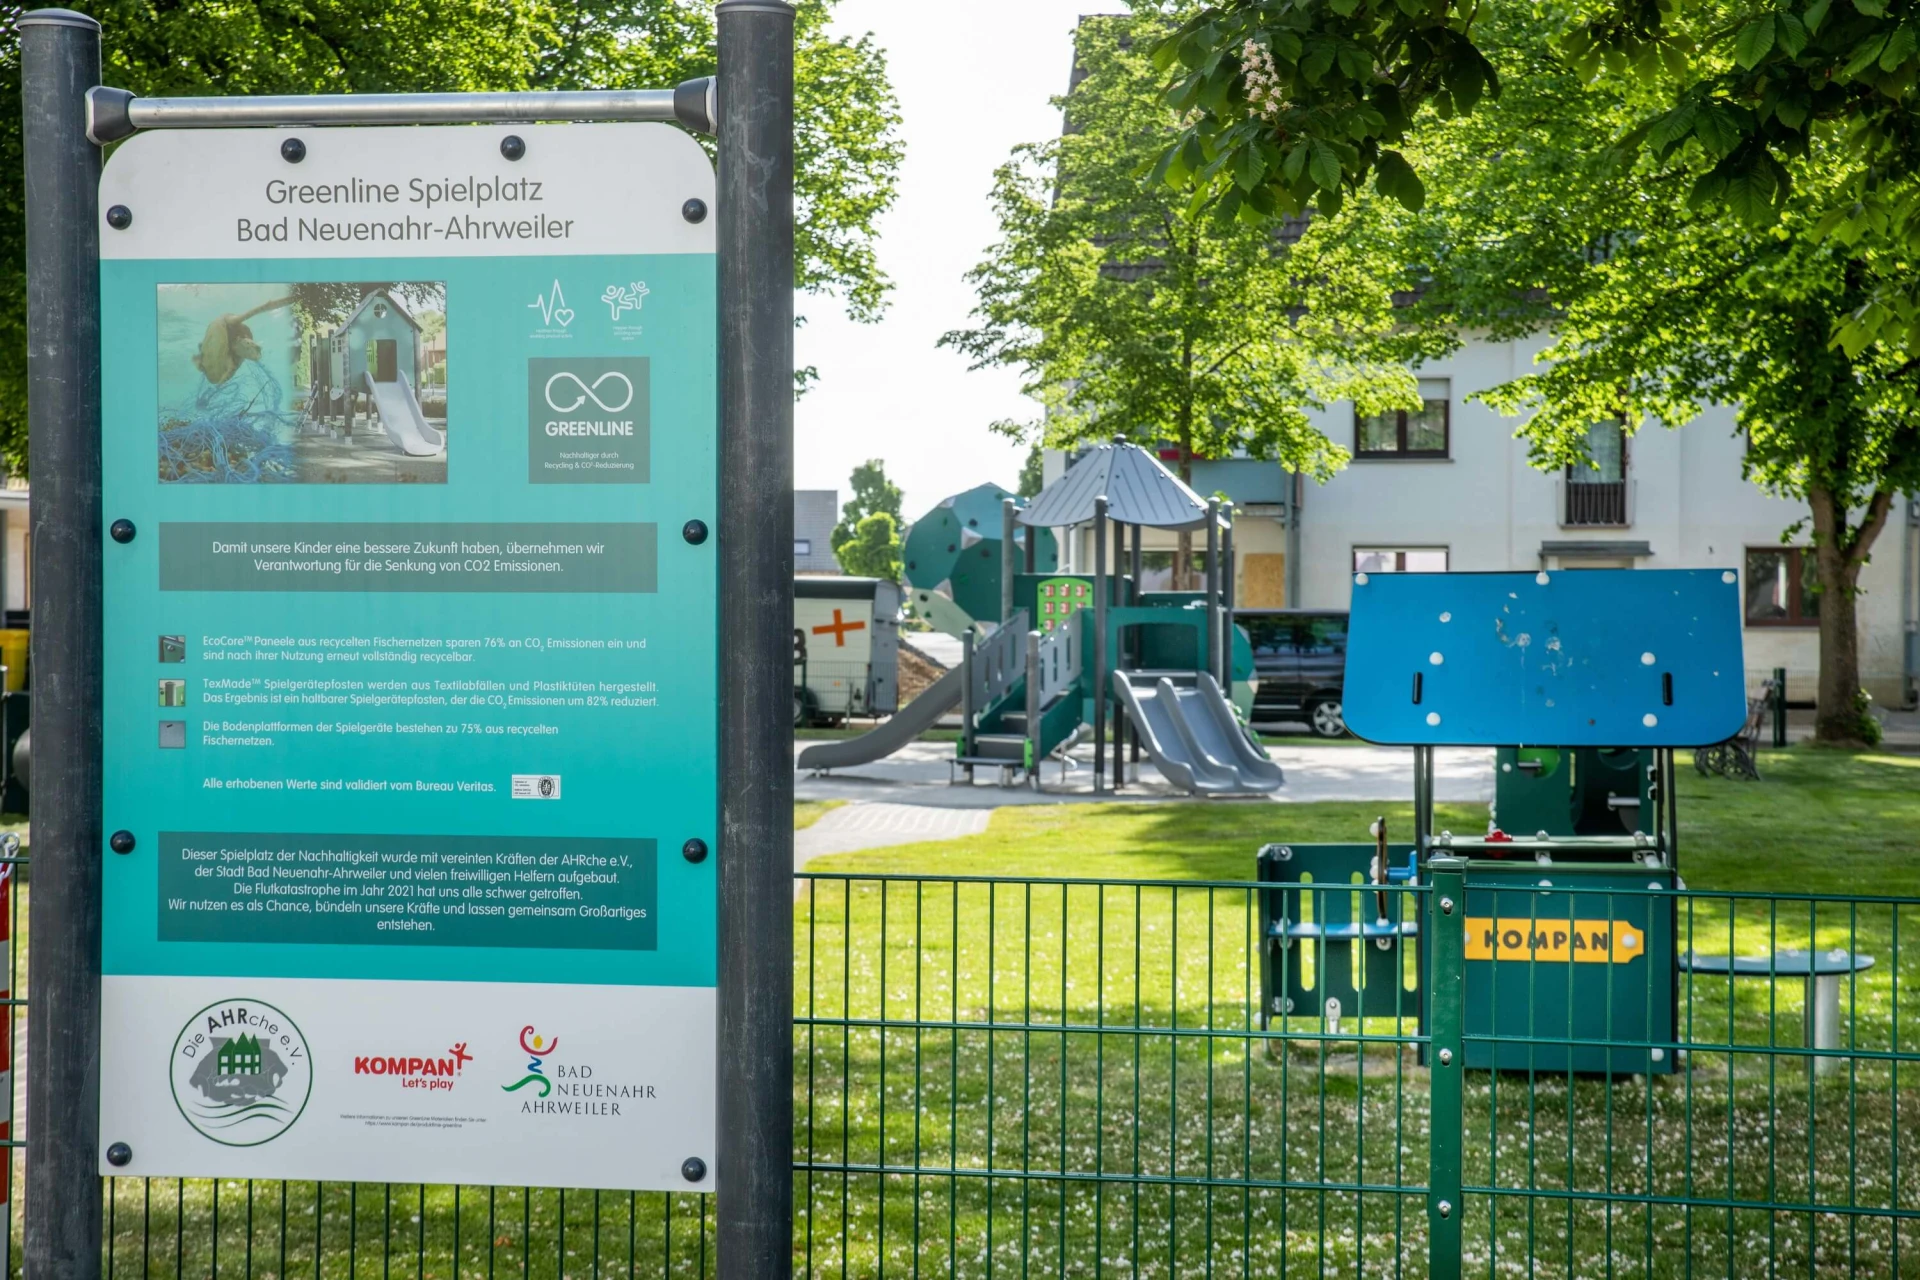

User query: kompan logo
[171,998,313,1147]
[544,371,634,415]
[353,1042,473,1093]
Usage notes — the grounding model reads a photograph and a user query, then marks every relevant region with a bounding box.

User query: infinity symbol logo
[544,371,635,414]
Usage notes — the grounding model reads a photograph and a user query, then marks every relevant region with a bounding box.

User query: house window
[1354,547,1449,573]
[1570,418,1627,482]
[1744,548,1819,626]
[1355,378,1450,458]
[1565,418,1629,526]
[794,538,812,557]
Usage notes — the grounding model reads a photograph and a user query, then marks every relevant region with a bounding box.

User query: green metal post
[1427,855,1467,1280]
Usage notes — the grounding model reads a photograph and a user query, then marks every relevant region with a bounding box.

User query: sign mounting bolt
[105,205,131,230]
[500,135,526,161]
[682,519,709,546]
[110,831,135,854]
[106,1142,132,1167]
[682,838,708,864]
[681,1156,707,1183]
[280,137,306,164]
[1439,896,1454,915]
[682,198,707,224]
[1437,1199,1452,1219]
[1438,1048,1453,1066]
[109,518,136,544]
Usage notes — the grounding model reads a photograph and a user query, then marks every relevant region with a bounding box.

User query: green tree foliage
[1149,0,1920,358]
[1016,442,1045,498]
[833,509,902,581]
[830,457,902,564]
[1356,1,1920,745]
[942,16,1432,576]
[0,0,902,474]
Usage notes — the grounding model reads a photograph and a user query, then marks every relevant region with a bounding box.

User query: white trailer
[794,577,901,725]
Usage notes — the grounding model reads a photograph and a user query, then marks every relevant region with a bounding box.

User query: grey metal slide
[368,372,445,457]
[797,664,963,771]
[1111,670,1283,796]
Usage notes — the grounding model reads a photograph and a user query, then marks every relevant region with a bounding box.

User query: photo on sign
[157,281,448,484]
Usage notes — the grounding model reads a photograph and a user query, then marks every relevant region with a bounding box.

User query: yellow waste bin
[0,629,27,691]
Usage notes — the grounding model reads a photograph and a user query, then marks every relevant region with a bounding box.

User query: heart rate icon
[527,281,575,329]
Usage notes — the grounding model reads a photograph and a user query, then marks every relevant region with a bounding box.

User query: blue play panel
[1344,569,1748,747]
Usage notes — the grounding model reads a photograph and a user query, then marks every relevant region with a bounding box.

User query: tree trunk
[1806,483,1887,746]
[1811,554,1864,744]
[1174,446,1194,590]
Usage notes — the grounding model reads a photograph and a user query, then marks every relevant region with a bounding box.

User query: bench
[1678,948,1875,1074]
[1693,678,1774,780]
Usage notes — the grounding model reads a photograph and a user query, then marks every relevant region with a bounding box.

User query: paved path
[796,802,991,867]
[795,740,1494,807]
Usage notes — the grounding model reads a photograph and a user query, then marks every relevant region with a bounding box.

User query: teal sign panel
[96,124,718,1190]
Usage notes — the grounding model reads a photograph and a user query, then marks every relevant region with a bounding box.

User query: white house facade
[1049,331,1920,708]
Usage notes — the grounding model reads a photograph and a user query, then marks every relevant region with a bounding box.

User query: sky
[793,2,1123,520]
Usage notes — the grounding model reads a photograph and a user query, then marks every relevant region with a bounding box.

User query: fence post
[1771,666,1787,748]
[1427,855,1467,1280]
[716,2,796,1277]
[20,10,106,1280]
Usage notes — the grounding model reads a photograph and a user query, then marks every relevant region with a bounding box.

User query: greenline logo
[502,1025,558,1098]
[171,998,312,1147]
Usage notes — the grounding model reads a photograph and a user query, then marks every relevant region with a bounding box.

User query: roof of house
[339,288,420,333]
[1017,442,1218,530]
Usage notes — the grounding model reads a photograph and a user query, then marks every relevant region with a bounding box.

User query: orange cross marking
[812,608,866,647]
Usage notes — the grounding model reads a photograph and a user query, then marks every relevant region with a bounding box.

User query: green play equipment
[902,482,1057,637]
[1493,747,1654,838]
[1257,568,1748,1075]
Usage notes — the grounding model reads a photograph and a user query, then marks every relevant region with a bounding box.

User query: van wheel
[794,693,807,728]
[1308,699,1347,738]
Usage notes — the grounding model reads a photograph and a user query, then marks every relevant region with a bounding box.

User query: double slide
[1111,670,1283,796]
[367,372,445,457]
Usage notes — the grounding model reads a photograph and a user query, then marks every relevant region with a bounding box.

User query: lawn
[790,749,1920,1278]
[800,749,1920,893]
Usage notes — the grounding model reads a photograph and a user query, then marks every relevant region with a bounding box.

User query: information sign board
[96,123,716,1190]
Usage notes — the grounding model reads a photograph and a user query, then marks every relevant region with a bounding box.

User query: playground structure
[301,288,444,457]
[799,444,1279,796]
[1255,568,1754,1074]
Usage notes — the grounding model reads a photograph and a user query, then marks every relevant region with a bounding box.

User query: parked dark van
[1237,609,1349,737]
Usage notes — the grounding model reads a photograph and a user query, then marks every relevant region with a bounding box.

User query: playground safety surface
[794,739,1496,808]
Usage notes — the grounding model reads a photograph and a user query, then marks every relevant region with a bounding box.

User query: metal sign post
[19,1,795,1274]
[715,3,796,1277]
[20,11,106,1279]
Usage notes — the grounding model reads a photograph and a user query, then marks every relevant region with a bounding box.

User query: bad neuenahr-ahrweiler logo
[502,1023,656,1117]
[527,356,649,484]
[171,999,313,1146]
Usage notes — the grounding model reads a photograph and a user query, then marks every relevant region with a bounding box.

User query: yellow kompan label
[1465,918,1647,964]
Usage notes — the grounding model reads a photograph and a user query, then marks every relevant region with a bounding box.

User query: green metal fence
[16,866,1917,1277]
